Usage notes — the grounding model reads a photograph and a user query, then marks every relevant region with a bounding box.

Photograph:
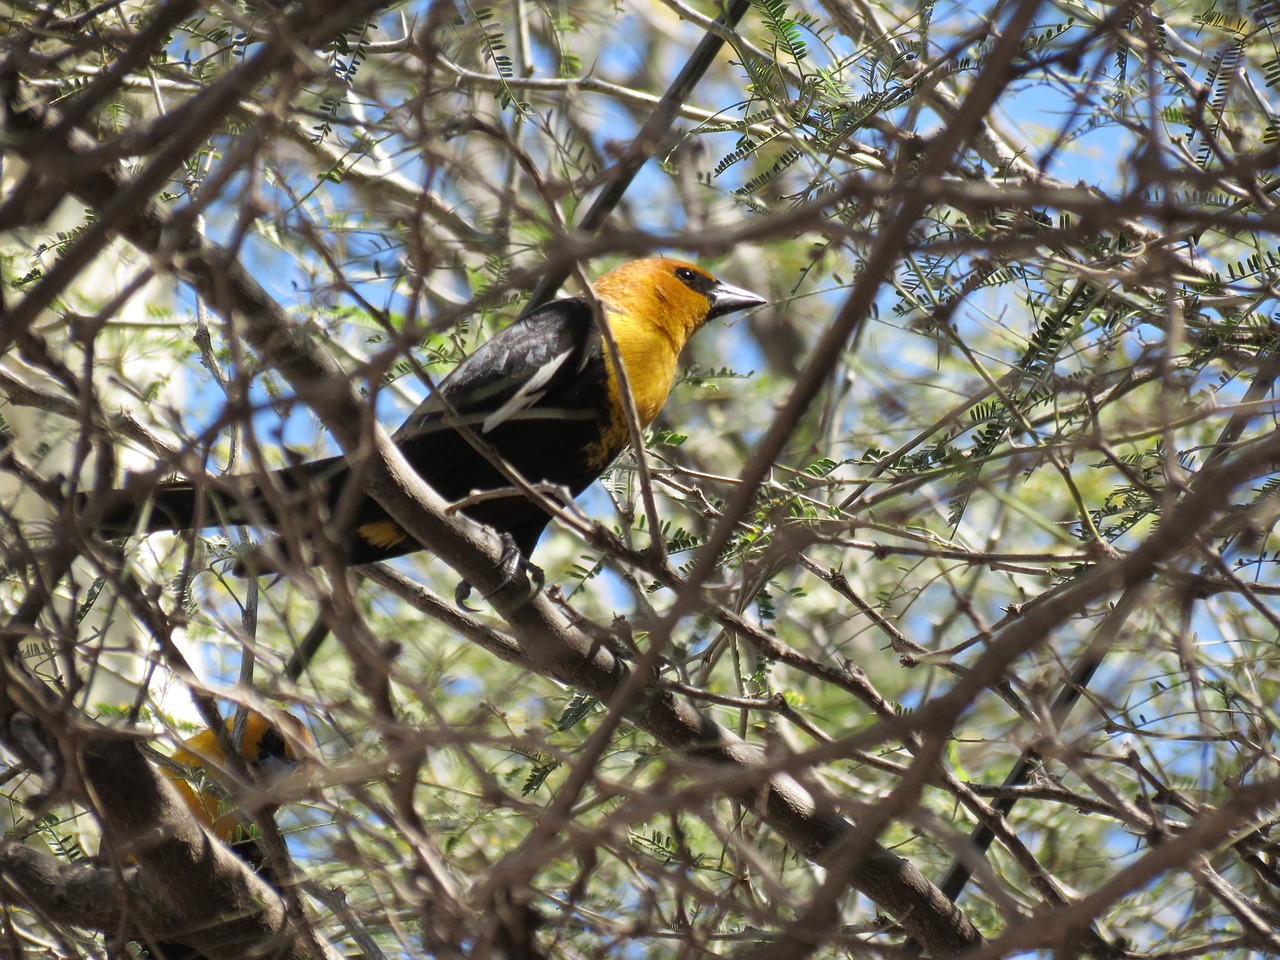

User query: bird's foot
[453,533,544,611]
[455,579,478,611]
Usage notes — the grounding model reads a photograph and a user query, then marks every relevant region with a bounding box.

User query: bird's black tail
[87,477,254,535]
[91,480,207,534]
[85,455,350,538]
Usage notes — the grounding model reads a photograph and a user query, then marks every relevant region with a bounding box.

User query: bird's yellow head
[167,710,314,843]
[592,258,766,348]
[587,258,766,429]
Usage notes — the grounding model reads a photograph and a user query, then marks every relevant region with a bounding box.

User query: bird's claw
[454,533,544,611]
[485,532,544,602]
[455,579,479,612]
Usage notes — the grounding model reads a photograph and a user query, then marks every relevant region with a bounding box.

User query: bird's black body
[90,259,766,571]
[379,299,613,559]
[101,300,609,566]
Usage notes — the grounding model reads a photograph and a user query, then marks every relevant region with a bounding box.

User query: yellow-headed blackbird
[93,258,765,570]
[165,710,313,850]
[139,711,313,960]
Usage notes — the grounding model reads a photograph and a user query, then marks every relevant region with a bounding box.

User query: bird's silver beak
[708,280,767,319]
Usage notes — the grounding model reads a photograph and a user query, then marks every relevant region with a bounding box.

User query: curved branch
[0,840,126,930]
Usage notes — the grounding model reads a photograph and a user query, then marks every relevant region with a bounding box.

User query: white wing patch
[481,348,573,433]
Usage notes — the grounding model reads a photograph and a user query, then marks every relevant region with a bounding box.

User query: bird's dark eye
[674,265,716,294]
[256,727,287,765]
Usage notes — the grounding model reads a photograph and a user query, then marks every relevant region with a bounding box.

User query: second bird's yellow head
[167,710,314,844]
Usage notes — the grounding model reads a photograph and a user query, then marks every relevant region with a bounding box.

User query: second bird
[93,258,766,570]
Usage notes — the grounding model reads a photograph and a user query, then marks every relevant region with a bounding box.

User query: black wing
[394,297,599,441]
